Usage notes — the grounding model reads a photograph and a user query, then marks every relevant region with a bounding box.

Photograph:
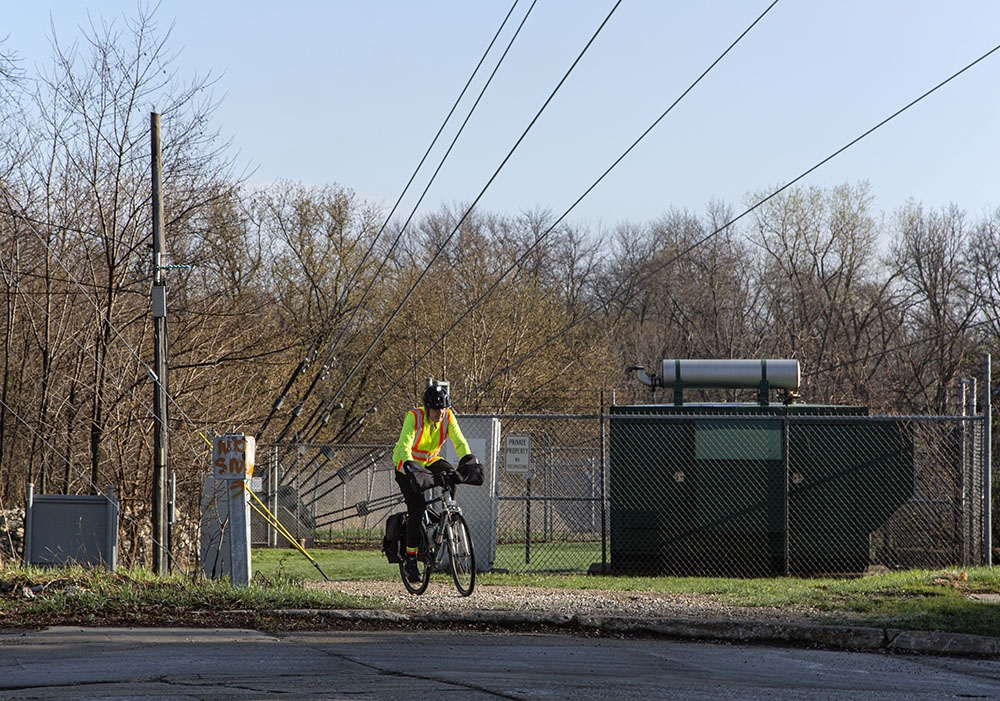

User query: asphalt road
[1,627,999,700]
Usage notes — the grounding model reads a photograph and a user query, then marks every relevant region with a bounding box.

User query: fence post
[985,353,993,567]
[960,380,970,566]
[600,391,608,572]
[106,484,119,570]
[782,415,790,576]
[23,483,33,566]
[525,477,531,566]
[270,445,278,548]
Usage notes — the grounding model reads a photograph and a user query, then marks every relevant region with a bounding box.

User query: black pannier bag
[381,512,407,563]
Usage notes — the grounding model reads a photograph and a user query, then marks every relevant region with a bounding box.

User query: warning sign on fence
[504,434,532,476]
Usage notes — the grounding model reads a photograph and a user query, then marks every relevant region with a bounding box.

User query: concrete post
[212,434,255,585]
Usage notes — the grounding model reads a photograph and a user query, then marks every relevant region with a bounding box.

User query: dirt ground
[305,578,826,623]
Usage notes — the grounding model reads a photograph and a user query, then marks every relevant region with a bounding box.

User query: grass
[2,551,999,637]
[254,547,395,581]
[0,564,379,630]
[250,542,605,579]
[494,541,603,573]
[252,547,1000,636]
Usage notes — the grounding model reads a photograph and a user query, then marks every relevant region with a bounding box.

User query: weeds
[0,564,370,629]
[2,558,998,637]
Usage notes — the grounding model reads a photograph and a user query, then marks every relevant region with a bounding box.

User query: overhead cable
[457,38,1000,405]
[304,0,624,444]
[290,0,541,444]
[337,0,782,433]
[258,0,527,441]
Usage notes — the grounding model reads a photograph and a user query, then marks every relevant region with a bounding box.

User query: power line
[0,257,210,464]
[457,38,1000,405]
[292,0,541,443]
[302,0,624,445]
[332,0,783,438]
[0,266,151,295]
[802,316,997,379]
[0,208,215,459]
[257,0,527,441]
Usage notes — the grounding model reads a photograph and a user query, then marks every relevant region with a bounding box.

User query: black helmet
[422,383,450,409]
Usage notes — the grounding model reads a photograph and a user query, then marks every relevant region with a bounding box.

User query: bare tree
[593,204,762,403]
[888,202,978,412]
[0,6,244,565]
[748,183,900,406]
[969,207,1000,344]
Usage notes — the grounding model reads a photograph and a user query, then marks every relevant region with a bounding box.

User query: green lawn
[252,542,606,580]
[493,541,604,573]
[253,547,392,581]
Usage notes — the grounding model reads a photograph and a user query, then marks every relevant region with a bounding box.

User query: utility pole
[150,112,169,575]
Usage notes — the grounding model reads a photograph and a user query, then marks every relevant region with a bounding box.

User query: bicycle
[400,472,476,596]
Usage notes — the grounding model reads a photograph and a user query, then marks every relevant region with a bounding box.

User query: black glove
[404,461,437,491]
[457,454,485,486]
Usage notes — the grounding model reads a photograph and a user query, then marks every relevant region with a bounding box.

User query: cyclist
[393,379,478,583]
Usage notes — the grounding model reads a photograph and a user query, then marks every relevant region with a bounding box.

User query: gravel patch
[304,579,826,624]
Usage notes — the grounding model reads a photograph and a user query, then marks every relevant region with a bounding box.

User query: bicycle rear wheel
[446,514,476,596]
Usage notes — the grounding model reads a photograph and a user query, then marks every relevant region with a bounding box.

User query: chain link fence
[607,410,987,576]
[255,406,991,577]
[251,443,398,548]
[490,415,605,574]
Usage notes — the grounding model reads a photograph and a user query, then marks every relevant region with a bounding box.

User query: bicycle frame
[423,487,462,569]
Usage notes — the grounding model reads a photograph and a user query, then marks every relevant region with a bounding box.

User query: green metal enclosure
[608,404,914,576]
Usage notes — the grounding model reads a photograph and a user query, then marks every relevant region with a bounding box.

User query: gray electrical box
[24,484,119,569]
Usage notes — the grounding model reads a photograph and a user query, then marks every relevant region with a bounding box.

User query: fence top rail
[455,413,601,420]
[604,412,982,422]
[258,412,981,451]
[259,443,392,450]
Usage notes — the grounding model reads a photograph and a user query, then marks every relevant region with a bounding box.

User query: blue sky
[4,1,1000,230]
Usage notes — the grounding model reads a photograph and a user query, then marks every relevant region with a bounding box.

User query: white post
[213,434,255,585]
[269,445,278,548]
[985,354,993,567]
[24,483,33,566]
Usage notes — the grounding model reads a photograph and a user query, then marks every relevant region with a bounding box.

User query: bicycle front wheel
[446,514,476,596]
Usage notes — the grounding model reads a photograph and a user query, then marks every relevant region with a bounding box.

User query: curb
[272,608,1000,658]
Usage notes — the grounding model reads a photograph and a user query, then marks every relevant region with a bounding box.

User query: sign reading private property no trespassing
[503,434,531,476]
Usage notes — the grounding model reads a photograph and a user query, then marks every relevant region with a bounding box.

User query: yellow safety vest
[393,407,469,472]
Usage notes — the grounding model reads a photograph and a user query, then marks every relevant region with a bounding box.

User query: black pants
[394,459,453,551]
